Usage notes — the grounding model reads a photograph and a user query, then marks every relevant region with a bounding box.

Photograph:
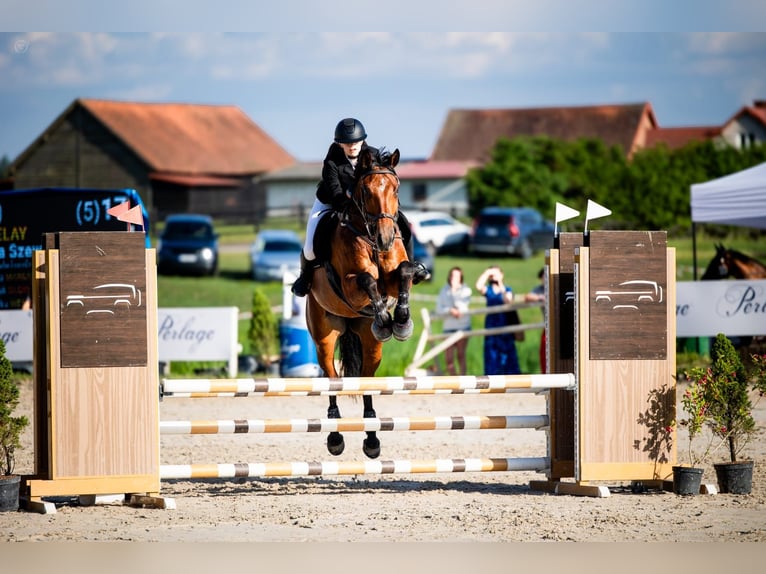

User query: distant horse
[701,243,766,280]
[306,147,417,459]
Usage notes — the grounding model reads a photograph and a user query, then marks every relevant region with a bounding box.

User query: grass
[157,223,764,377]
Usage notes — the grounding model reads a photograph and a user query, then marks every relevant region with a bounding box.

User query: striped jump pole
[160,457,550,480]
[160,414,550,435]
[160,373,575,398]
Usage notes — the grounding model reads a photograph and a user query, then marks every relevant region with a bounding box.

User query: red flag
[119,205,144,227]
[107,200,131,218]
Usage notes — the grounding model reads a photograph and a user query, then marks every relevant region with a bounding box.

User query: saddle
[312,210,376,317]
[312,210,339,264]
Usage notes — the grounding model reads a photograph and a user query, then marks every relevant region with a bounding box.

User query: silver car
[250,229,303,281]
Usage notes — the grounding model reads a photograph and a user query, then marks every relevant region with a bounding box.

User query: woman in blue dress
[475,266,521,375]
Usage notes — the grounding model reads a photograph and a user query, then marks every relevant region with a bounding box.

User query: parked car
[250,229,303,281]
[469,207,554,258]
[157,214,219,276]
[412,235,434,282]
[404,210,471,254]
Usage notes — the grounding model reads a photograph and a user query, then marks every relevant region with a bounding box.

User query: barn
[6,98,295,227]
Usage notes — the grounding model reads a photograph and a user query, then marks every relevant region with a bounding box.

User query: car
[157,214,219,276]
[412,235,434,282]
[404,211,471,254]
[469,207,555,258]
[250,229,303,282]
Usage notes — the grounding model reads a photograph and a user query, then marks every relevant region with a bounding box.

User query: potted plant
[672,371,710,495]
[0,339,29,512]
[248,287,279,374]
[687,334,766,494]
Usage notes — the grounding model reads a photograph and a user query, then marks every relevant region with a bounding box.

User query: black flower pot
[672,465,704,495]
[0,474,21,512]
[714,461,754,494]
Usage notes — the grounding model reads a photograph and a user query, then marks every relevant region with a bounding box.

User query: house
[431,103,659,162]
[257,158,478,220]
[7,98,295,225]
[647,101,766,151]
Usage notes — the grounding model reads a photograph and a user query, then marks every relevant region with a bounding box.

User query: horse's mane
[353,146,393,179]
[727,248,766,267]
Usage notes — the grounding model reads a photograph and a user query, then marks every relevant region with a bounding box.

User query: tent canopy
[690,161,766,230]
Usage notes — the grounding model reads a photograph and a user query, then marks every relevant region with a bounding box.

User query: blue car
[157,214,219,276]
[469,207,554,258]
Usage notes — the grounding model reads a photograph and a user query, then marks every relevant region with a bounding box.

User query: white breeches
[303,197,332,261]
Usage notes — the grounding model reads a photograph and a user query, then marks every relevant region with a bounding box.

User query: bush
[0,339,29,475]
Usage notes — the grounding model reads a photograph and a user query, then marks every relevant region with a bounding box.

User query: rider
[291,117,430,297]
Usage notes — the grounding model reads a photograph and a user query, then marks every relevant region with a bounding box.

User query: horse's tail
[338,329,362,377]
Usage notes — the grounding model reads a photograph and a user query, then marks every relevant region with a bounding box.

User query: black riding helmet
[334,118,367,144]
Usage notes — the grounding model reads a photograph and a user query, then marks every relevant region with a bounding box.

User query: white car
[404,211,471,254]
[250,229,303,281]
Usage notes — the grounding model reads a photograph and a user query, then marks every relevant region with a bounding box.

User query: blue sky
[1,30,765,163]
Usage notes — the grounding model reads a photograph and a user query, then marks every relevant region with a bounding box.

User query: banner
[676,279,766,337]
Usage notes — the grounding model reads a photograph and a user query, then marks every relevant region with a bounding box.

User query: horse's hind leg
[362,395,380,459]
[327,395,345,456]
[393,261,415,341]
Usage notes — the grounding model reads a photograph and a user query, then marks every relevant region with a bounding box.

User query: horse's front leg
[392,261,415,341]
[356,271,393,342]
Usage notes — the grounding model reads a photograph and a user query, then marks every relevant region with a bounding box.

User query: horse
[306,147,417,459]
[701,243,766,280]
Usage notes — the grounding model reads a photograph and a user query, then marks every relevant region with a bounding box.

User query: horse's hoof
[371,322,393,342]
[363,436,381,459]
[327,432,345,456]
[393,319,414,341]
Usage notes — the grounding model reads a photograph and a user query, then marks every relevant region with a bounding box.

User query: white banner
[676,279,766,337]
[0,309,34,362]
[157,307,239,376]
[1,307,240,376]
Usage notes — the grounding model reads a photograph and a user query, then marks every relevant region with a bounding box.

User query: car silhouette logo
[65,283,142,316]
[594,280,663,310]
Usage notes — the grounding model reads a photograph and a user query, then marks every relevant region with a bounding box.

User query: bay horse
[701,243,766,280]
[306,147,417,459]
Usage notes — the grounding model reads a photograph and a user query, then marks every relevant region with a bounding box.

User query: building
[7,98,295,225]
[431,103,659,162]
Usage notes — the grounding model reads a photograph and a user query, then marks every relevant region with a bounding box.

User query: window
[413,183,427,202]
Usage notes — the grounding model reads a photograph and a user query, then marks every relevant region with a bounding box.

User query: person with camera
[475,265,521,375]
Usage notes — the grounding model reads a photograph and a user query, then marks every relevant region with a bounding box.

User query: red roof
[79,98,295,176]
[645,126,722,150]
[149,172,243,187]
[431,103,657,162]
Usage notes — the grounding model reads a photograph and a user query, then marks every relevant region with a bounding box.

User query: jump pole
[160,373,575,397]
[160,457,551,480]
[159,414,550,434]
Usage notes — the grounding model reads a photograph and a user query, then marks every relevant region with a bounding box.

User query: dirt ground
[2,373,766,550]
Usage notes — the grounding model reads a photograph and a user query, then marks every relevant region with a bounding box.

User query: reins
[341,167,402,253]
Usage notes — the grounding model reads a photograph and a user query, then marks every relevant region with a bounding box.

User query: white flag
[555,202,580,226]
[585,199,611,222]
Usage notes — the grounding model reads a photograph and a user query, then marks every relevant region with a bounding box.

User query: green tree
[0,155,10,178]
[0,339,29,475]
[248,287,278,369]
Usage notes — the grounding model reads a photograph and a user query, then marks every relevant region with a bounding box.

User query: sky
[1,24,766,164]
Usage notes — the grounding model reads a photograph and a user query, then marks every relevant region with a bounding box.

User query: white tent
[691,161,766,229]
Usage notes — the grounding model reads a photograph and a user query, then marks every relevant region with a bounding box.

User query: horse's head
[701,243,730,280]
[351,147,401,252]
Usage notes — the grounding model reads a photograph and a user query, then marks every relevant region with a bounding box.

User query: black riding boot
[397,211,430,285]
[406,236,431,285]
[291,253,316,297]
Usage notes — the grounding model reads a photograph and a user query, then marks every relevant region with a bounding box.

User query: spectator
[436,266,472,375]
[475,266,521,375]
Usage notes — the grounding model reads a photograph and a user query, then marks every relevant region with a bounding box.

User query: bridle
[342,167,401,251]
